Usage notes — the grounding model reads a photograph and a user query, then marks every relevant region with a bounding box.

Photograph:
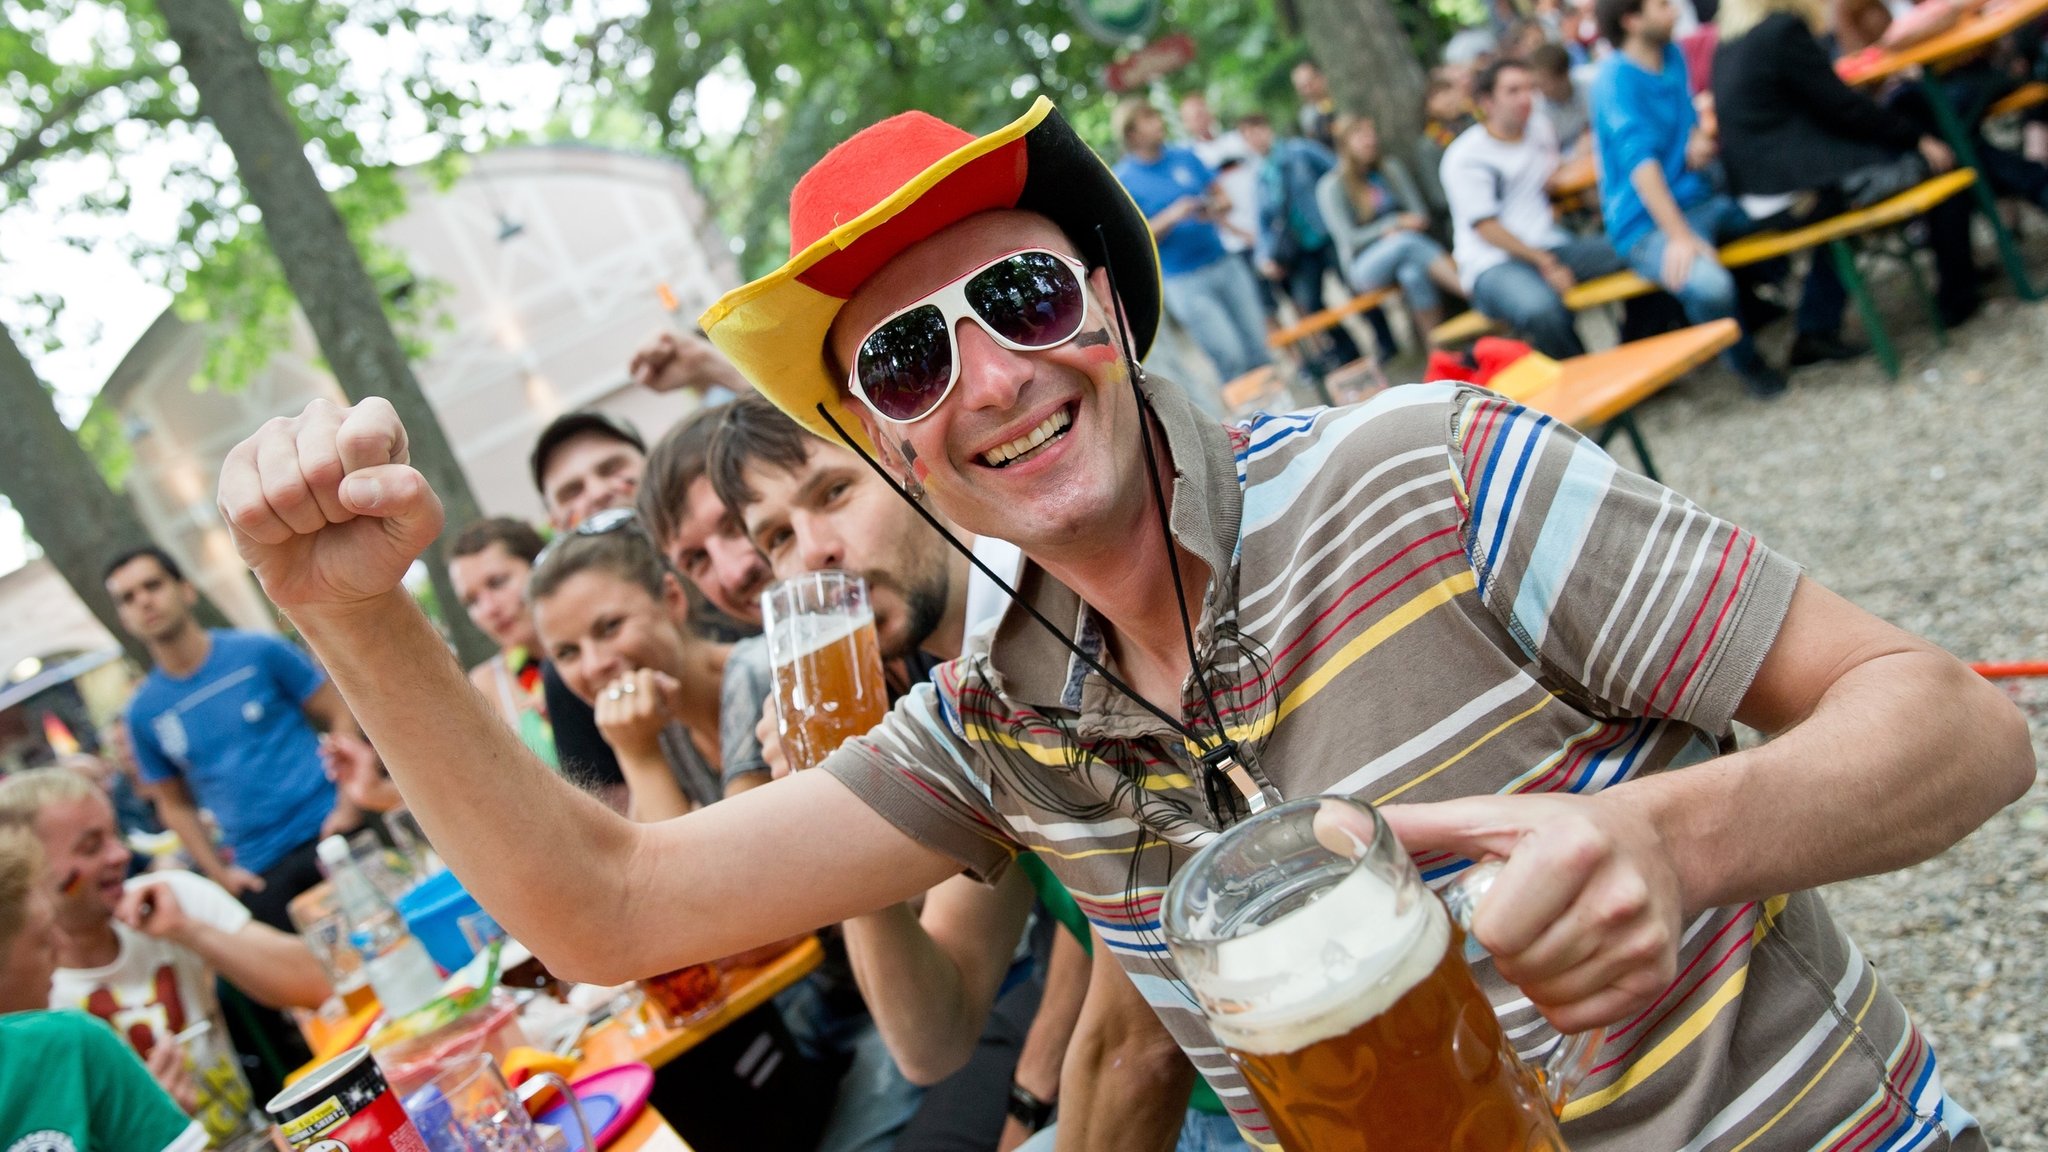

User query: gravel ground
[1600,284,2048,1148]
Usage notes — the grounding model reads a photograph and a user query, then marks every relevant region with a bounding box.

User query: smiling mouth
[981,406,1073,469]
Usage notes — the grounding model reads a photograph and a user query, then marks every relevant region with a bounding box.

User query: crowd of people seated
[1104,0,2048,400]
[11,1,2048,1146]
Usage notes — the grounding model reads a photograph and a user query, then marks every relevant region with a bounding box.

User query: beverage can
[266,1046,428,1152]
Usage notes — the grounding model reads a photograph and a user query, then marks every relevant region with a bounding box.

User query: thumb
[1378,795,1530,861]
[338,464,443,538]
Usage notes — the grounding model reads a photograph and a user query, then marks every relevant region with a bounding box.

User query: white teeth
[982,409,1072,468]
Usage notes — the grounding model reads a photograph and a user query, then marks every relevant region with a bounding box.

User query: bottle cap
[316,835,352,868]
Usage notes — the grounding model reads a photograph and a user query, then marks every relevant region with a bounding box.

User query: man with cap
[220,97,2031,1151]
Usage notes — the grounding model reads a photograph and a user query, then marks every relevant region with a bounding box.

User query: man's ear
[180,582,199,609]
[661,570,692,620]
[850,405,910,477]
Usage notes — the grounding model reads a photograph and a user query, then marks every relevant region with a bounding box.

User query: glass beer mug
[1162,796,1601,1152]
[762,570,890,772]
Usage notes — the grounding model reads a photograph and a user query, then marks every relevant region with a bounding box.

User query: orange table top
[1836,0,2048,86]
[576,937,824,1073]
[1517,319,1739,429]
[565,938,822,1152]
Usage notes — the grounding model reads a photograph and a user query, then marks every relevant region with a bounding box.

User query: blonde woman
[1314,115,1464,334]
[1712,0,1979,350]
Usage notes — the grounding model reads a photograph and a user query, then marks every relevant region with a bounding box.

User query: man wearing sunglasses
[221,99,2030,1152]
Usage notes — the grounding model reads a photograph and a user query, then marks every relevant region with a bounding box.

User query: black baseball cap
[529,410,648,497]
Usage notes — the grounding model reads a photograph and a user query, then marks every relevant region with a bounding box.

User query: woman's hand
[594,668,682,757]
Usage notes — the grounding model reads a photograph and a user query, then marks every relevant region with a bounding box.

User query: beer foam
[1196,861,1450,1055]
[767,609,875,667]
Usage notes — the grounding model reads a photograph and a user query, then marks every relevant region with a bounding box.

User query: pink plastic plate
[538,1062,654,1151]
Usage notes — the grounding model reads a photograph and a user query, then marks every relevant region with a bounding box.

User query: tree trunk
[0,324,229,669]
[154,0,494,667]
[1295,0,1431,179]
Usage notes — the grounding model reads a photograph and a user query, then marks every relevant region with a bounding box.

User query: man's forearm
[1473,219,1554,269]
[1630,160,1697,240]
[288,590,656,977]
[182,923,331,1008]
[1055,936,1194,1152]
[1012,929,1089,1104]
[844,902,986,1083]
[1627,650,2032,914]
[843,871,1031,1084]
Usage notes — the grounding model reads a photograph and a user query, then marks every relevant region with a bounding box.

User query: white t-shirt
[48,872,259,1145]
[1441,116,1571,293]
[962,536,1024,651]
[1188,130,1260,254]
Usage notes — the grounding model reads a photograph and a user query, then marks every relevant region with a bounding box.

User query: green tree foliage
[3,0,492,394]
[539,0,1310,277]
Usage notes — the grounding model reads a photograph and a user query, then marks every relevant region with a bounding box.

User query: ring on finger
[606,687,623,701]
[620,681,636,694]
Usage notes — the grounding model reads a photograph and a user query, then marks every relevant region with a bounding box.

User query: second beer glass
[762,570,890,772]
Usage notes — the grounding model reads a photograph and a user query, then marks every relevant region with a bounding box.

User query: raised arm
[216,399,957,983]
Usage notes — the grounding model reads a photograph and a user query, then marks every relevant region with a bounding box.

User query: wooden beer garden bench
[1428,170,1980,378]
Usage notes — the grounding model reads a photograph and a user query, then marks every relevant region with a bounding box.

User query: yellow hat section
[700,97,1058,455]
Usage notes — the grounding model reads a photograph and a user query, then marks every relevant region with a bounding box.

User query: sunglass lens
[856,305,953,422]
[966,252,1085,348]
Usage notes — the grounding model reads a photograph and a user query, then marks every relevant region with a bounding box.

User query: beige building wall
[81,145,739,632]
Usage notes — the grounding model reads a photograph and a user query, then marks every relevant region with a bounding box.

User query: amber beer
[1213,880,1564,1151]
[763,571,890,772]
[1165,796,1590,1152]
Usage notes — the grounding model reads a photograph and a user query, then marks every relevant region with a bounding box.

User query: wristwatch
[1007,1083,1054,1132]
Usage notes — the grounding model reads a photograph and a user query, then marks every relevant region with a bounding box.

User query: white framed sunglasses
[847,248,1095,425]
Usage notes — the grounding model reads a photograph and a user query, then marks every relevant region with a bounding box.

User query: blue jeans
[1161,257,1272,407]
[1014,1107,1250,1152]
[777,974,921,1152]
[1279,245,1362,375]
[1346,229,1449,313]
[1624,195,1771,378]
[1469,236,1628,359]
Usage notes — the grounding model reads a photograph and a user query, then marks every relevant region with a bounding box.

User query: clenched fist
[217,398,443,614]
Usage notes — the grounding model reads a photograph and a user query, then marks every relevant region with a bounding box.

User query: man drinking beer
[218,99,2031,1151]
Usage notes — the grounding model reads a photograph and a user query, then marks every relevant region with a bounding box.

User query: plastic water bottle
[317,835,443,1018]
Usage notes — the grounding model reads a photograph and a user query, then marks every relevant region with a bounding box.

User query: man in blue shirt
[106,546,361,931]
[1111,98,1269,413]
[1592,0,1788,397]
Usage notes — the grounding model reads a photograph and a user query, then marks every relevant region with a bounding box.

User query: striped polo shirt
[825,377,1982,1151]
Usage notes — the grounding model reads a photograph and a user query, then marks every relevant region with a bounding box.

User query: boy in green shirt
[0,827,202,1152]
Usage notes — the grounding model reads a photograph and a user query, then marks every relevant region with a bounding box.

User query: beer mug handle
[517,1071,594,1152]
[1441,861,1605,1113]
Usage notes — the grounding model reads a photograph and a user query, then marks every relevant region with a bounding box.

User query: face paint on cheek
[898,439,931,484]
[1072,327,1121,366]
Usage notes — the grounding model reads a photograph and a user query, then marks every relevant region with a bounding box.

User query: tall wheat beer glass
[762,570,890,772]
[1162,796,1599,1152]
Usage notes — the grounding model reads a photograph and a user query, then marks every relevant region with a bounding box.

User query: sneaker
[1788,331,1867,366]
[1741,365,1789,398]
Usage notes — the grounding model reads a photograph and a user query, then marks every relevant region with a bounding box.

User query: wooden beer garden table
[1833,0,2048,299]
[572,937,823,1152]
[1548,151,1598,207]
